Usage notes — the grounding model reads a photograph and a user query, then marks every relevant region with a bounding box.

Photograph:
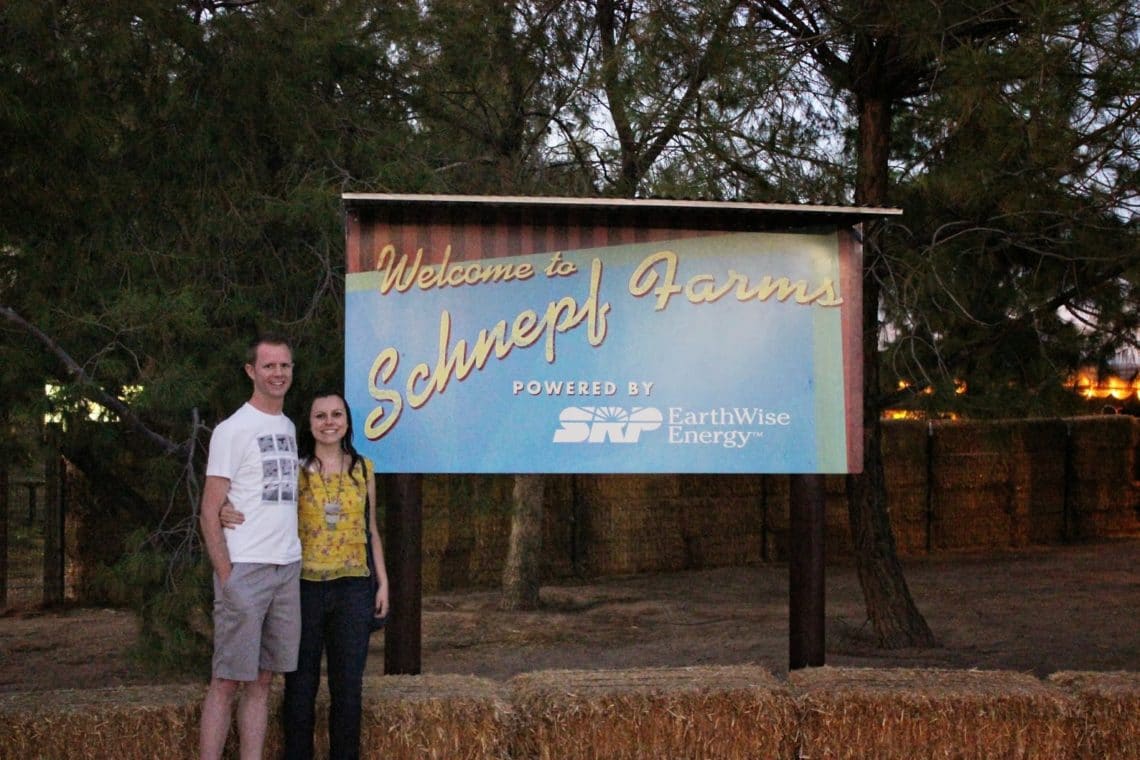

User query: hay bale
[933,452,1011,490]
[882,420,928,478]
[586,490,687,575]
[1070,450,1136,481]
[790,667,1076,760]
[885,484,927,523]
[359,674,512,760]
[1015,419,1069,453]
[1067,416,1139,451]
[582,474,680,502]
[890,516,931,556]
[758,477,791,544]
[1073,500,1140,537]
[931,421,1004,454]
[0,676,511,760]
[678,474,761,498]
[0,684,204,760]
[679,495,764,567]
[930,491,1029,549]
[1049,671,1140,760]
[509,665,797,760]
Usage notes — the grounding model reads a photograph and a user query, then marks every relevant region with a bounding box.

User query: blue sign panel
[346,223,861,474]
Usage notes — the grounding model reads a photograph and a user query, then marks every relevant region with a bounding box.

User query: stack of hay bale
[3,666,1138,758]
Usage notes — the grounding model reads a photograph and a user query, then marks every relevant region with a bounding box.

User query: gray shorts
[211,561,301,681]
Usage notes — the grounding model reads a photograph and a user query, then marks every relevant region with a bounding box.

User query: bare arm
[200,475,234,585]
[367,475,389,618]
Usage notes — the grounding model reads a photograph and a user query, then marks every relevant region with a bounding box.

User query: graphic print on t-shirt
[257,434,297,503]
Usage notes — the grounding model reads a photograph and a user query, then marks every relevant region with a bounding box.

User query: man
[199,334,303,760]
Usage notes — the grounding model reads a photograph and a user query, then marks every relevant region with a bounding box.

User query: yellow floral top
[297,457,373,581]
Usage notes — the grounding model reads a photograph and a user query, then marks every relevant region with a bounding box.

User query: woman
[222,391,388,760]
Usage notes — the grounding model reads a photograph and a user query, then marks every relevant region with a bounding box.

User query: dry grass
[509,665,796,760]
[1049,671,1140,760]
[0,684,204,760]
[790,667,1077,759]
[358,674,512,760]
[2,666,1138,758]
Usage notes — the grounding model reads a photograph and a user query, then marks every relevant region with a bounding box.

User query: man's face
[245,342,293,402]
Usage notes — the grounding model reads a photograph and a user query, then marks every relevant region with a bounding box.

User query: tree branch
[1,304,186,457]
[878,258,1134,409]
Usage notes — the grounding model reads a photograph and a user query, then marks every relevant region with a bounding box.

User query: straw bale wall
[417,476,515,591]
[790,667,1077,760]
[0,684,206,759]
[27,411,1132,603]
[509,665,796,760]
[408,416,1138,592]
[0,676,512,760]
[927,419,1070,550]
[1066,419,1140,538]
[1048,671,1140,760]
[879,419,931,554]
[4,666,1139,759]
[45,416,1139,599]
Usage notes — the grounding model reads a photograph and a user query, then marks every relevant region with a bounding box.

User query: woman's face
[309,395,348,446]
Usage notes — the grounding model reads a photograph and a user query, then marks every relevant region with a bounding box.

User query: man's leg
[235,669,274,760]
[200,676,240,760]
[206,563,280,759]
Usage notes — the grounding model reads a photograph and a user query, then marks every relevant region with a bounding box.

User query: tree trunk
[850,91,936,647]
[848,320,935,647]
[500,474,545,610]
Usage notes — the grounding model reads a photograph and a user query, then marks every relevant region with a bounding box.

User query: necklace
[308,453,348,530]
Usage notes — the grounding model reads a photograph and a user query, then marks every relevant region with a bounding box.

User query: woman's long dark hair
[297,390,366,483]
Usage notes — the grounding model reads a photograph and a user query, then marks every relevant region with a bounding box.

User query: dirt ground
[1,537,1137,694]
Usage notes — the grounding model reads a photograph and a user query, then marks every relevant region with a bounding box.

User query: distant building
[1073,345,1140,414]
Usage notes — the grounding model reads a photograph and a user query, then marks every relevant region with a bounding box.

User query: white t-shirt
[206,402,302,564]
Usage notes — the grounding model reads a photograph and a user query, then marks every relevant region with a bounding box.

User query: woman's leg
[282,580,325,760]
[325,577,373,760]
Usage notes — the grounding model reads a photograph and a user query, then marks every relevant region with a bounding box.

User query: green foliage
[1,1,418,666]
[878,0,1140,417]
[88,529,213,679]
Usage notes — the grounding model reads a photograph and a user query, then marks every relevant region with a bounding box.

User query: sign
[344,195,870,474]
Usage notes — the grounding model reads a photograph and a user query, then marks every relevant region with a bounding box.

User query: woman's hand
[375,581,389,620]
[219,500,245,530]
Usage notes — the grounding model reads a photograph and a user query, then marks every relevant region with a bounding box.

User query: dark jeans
[282,576,373,760]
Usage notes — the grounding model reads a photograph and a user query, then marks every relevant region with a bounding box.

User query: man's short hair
[246,332,293,366]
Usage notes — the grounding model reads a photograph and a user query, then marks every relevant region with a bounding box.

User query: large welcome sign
[344,195,879,474]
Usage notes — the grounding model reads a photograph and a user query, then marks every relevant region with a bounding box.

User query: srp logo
[552,406,663,444]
